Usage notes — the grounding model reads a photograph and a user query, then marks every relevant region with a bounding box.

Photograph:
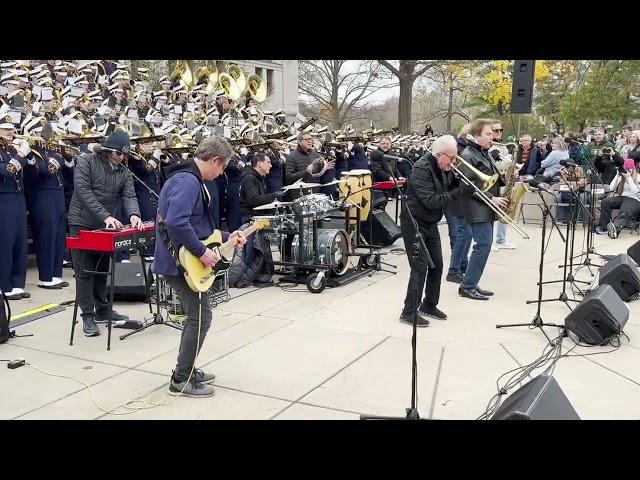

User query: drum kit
[252,170,375,292]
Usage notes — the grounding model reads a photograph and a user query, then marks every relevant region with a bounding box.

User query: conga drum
[338,169,372,222]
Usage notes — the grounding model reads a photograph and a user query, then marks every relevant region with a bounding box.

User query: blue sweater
[540,150,569,178]
[151,161,227,278]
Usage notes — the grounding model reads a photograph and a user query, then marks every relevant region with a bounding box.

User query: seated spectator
[538,136,569,182]
[596,159,640,238]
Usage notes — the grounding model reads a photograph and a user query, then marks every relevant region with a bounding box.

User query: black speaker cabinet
[510,60,536,114]
[492,375,579,420]
[627,239,640,265]
[565,284,629,345]
[599,254,640,301]
[106,262,150,300]
[361,209,401,247]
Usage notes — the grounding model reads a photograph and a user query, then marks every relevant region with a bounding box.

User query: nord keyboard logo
[115,239,132,249]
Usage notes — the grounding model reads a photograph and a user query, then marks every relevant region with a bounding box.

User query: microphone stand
[116,158,183,341]
[496,189,565,346]
[534,178,588,309]
[361,161,433,421]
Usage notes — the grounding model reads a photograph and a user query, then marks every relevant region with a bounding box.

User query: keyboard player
[67,131,143,337]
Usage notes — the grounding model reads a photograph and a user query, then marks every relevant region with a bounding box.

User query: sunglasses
[112,151,125,157]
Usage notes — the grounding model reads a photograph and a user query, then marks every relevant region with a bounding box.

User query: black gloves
[489,150,501,161]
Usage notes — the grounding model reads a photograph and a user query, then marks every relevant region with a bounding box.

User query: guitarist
[152,135,246,398]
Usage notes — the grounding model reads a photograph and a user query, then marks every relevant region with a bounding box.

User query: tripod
[361,168,431,420]
[534,183,590,308]
[119,273,183,341]
[497,190,565,346]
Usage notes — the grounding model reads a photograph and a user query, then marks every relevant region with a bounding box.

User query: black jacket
[458,139,504,224]
[284,145,320,199]
[594,146,624,185]
[239,167,276,223]
[369,148,400,182]
[67,152,140,229]
[403,153,459,227]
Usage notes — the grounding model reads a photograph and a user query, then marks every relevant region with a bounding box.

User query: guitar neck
[219,223,261,251]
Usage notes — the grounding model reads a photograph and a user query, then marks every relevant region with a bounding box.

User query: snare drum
[339,169,372,221]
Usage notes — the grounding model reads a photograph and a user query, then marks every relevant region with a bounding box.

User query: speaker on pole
[491,375,580,420]
[510,60,536,114]
[565,284,629,345]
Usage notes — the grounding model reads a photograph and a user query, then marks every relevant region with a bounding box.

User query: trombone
[425,147,530,239]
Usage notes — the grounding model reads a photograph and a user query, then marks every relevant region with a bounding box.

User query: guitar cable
[24,292,205,416]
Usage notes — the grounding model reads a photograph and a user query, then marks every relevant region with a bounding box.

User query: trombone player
[457,119,508,301]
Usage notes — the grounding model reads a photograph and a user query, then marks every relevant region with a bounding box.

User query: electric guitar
[179,219,270,293]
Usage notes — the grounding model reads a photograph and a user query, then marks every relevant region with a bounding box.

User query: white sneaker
[496,243,516,250]
[39,280,61,287]
[491,245,498,252]
[120,259,131,264]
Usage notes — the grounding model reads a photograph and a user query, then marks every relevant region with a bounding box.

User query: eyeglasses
[301,138,313,142]
[492,129,503,133]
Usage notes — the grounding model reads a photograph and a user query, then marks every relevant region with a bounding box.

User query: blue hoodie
[151,160,228,278]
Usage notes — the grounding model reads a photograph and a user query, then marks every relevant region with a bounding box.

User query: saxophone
[496,145,529,225]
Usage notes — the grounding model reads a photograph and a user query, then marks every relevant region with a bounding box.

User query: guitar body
[179,230,230,293]
[177,219,270,293]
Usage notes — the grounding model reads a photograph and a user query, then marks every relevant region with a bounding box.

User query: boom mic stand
[497,189,565,346]
[361,163,432,421]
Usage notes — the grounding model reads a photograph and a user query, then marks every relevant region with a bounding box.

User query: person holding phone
[596,159,640,238]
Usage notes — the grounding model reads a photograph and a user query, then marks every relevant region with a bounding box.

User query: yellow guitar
[179,219,270,292]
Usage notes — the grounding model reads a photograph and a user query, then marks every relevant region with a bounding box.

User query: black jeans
[599,196,640,230]
[70,226,110,318]
[166,276,213,383]
[401,217,443,315]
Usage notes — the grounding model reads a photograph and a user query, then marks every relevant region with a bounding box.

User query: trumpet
[425,147,529,239]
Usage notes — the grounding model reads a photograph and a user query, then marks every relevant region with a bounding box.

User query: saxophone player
[488,121,516,250]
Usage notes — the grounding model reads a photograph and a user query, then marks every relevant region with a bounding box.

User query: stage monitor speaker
[106,262,149,300]
[361,209,401,247]
[510,60,536,114]
[599,254,640,301]
[565,284,629,345]
[491,375,580,420]
[626,239,640,266]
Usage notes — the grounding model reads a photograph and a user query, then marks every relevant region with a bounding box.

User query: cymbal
[281,182,321,191]
[253,200,293,210]
[319,179,348,187]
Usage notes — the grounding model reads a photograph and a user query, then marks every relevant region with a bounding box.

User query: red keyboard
[66,222,156,252]
[373,179,406,190]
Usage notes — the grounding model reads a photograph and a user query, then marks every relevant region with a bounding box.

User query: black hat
[103,130,130,154]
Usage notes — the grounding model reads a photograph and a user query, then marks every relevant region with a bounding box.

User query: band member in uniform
[0,123,31,300]
[67,131,143,337]
[152,135,246,398]
[399,135,461,327]
[457,119,507,301]
[24,131,68,289]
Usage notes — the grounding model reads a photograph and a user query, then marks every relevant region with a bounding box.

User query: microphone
[559,159,576,167]
[92,144,116,154]
[369,149,408,164]
[528,179,552,193]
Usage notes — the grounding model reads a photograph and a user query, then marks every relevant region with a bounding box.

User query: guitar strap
[156,212,185,274]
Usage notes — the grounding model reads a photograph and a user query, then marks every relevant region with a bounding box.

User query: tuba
[247,74,267,103]
[227,64,246,93]
[218,72,241,101]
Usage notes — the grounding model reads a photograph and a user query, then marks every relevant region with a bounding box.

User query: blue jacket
[151,160,228,278]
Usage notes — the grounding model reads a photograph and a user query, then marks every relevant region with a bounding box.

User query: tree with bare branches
[298,60,396,129]
[377,60,438,133]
